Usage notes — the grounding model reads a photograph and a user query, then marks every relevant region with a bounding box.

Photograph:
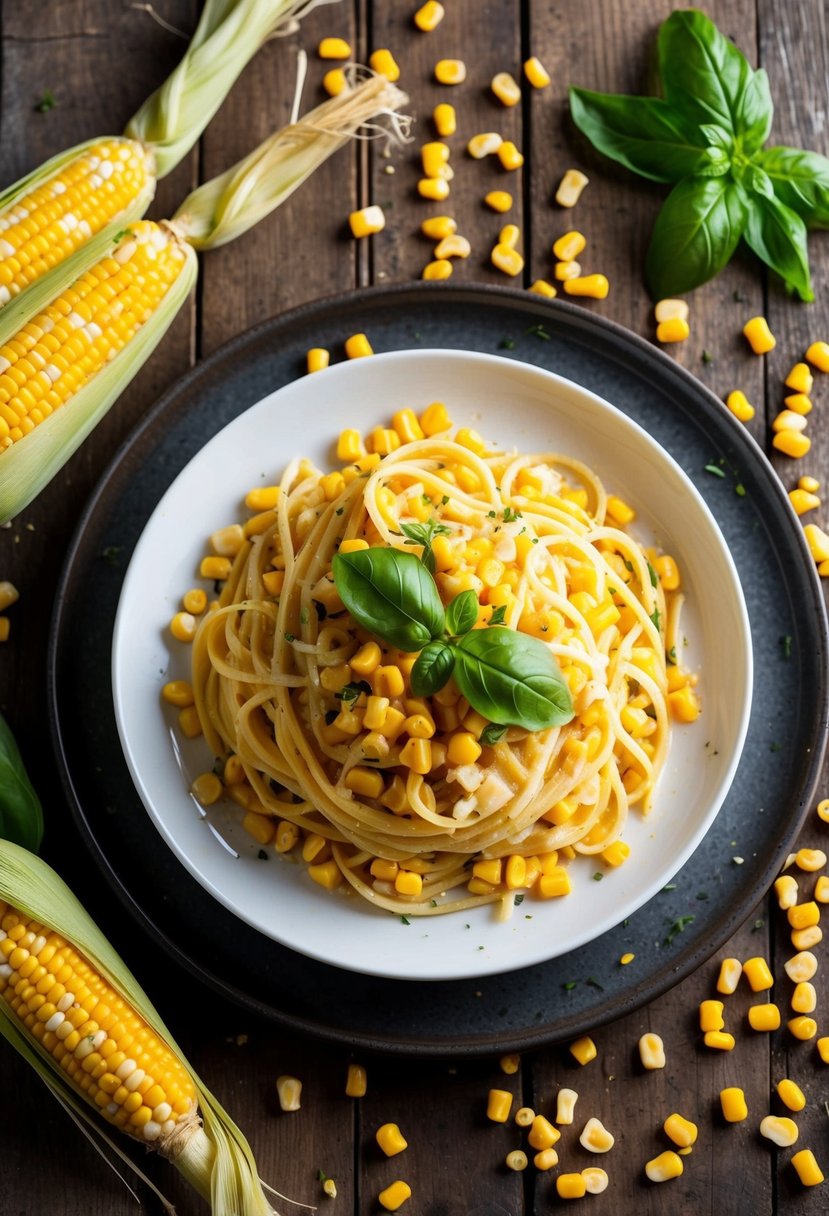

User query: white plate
[112,350,753,981]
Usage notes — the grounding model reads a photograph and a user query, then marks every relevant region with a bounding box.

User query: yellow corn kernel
[720,1087,748,1123]
[498,1053,520,1076]
[792,981,817,1014]
[703,1030,735,1051]
[788,901,820,930]
[655,298,689,323]
[319,663,351,693]
[162,680,194,708]
[557,1174,587,1199]
[499,855,525,890]
[223,755,245,785]
[646,1151,684,1183]
[302,833,330,864]
[434,59,466,85]
[656,317,691,344]
[555,259,582,281]
[664,1113,697,1148]
[349,642,381,677]
[495,225,520,253]
[349,205,386,239]
[529,279,557,298]
[505,1150,528,1172]
[345,766,384,800]
[580,1116,614,1153]
[792,924,823,950]
[418,176,450,202]
[422,258,453,281]
[487,1088,513,1123]
[743,956,773,991]
[553,1088,578,1124]
[378,709,406,744]
[433,235,472,263]
[786,950,818,984]
[199,556,232,582]
[743,315,776,354]
[788,1015,817,1040]
[378,1181,411,1212]
[805,341,829,372]
[796,847,827,871]
[276,1075,302,1111]
[725,389,755,423]
[805,523,829,562]
[667,686,701,722]
[775,875,799,909]
[491,243,524,276]
[699,999,724,1032]
[819,798,829,822]
[370,858,398,883]
[569,1036,596,1066]
[369,48,400,81]
[601,840,630,868]
[0,581,19,612]
[338,538,370,557]
[564,274,610,300]
[274,821,299,853]
[620,952,635,965]
[345,333,373,359]
[484,190,513,213]
[241,811,275,846]
[394,868,423,897]
[774,409,808,434]
[497,141,524,171]
[414,0,445,31]
[322,68,347,97]
[537,867,571,899]
[748,1003,781,1032]
[376,1122,408,1156]
[472,859,502,886]
[815,875,829,903]
[653,554,680,592]
[308,858,342,891]
[420,215,456,241]
[790,488,821,515]
[819,1037,829,1063]
[604,495,634,526]
[792,1149,824,1188]
[786,361,814,393]
[190,772,222,807]
[318,36,351,59]
[785,392,813,415]
[553,230,587,262]
[399,737,431,775]
[555,169,589,207]
[170,611,197,643]
[243,485,281,513]
[467,877,495,896]
[524,55,551,88]
[421,141,450,179]
[420,401,451,435]
[427,109,456,149]
[528,1114,560,1150]
[491,72,521,106]
[776,1079,805,1112]
[761,1115,799,1147]
[335,431,363,465]
[714,953,739,992]
[368,428,400,457]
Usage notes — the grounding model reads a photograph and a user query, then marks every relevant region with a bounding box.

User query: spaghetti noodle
[179,404,699,917]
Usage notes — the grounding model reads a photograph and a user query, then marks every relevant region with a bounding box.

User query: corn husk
[126,0,341,178]
[0,839,278,1215]
[174,69,410,249]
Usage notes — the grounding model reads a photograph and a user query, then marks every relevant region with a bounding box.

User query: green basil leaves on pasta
[569,8,826,299]
[399,519,451,576]
[0,713,43,852]
[333,545,573,732]
[332,548,445,652]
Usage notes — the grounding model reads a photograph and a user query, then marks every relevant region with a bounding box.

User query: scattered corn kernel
[786,362,814,393]
[792,1149,824,1188]
[534,1148,559,1170]
[790,488,821,515]
[726,389,755,422]
[276,1075,302,1111]
[638,1032,665,1070]
[655,298,689,324]
[645,1151,683,1183]
[580,1116,614,1153]
[191,771,222,806]
[505,1150,527,1171]
[322,1178,337,1198]
[556,1088,578,1123]
[816,875,829,903]
[789,901,820,930]
[421,141,450,178]
[553,230,586,262]
[777,1078,806,1112]
[529,279,557,298]
[569,1036,596,1066]
[557,1174,587,1199]
[805,341,829,372]
[792,924,823,950]
[555,259,581,281]
[491,72,521,106]
[524,55,550,88]
[528,1114,560,1151]
[307,347,330,374]
[788,1015,818,1040]
[484,190,513,213]
[432,102,455,136]
[499,223,520,250]
[716,957,743,994]
[422,258,453,281]
[499,1053,520,1075]
[421,215,456,241]
[345,333,373,359]
[514,1106,535,1127]
[796,848,827,871]
[369,49,400,81]
[743,315,776,354]
[170,611,197,643]
[699,999,724,1032]
[581,1167,608,1195]
[761,1115,799,1147]
[414,1,444,31]
[805,524,829,562]
[775,875,799,909]
[819,798,829,822]
[743,956,773,991]
[162,680,194,708]
[656,317,690,343]
[0,582,19,611]
[491,243,524,276]
[0,619,9,642]
[703,1030,735,1051]
[322,68,347,96]
[748,1003,781,1032]
[349,205,386,238]
[420,401,451,434]
[792,981,817,1014]
[497,141,524,171]
[720,1087,748,1123]
[345,1063,367,1097]
[664,1114,697,1148]
[434,59,466,85]
[378,1181,411,1211]
[418,177,450,201]
[487,1088,513,1123]
[434,234,471,260]
[564,274,610,300]
[773,409,808,433]
[376,1123,408,1157]
[620,952,635,965]
[785,392,813,415]
[318,36,351,59]
[556,169,589,207]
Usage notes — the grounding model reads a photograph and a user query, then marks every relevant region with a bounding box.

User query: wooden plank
[198,4,359,355]
[368,0,526,290]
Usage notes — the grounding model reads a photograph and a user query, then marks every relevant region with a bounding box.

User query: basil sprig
[332,546,574,733]
[0,712,43,852]
[569,8,826,300]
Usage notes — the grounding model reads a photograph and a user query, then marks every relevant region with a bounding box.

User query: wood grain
[1,3,828,1214]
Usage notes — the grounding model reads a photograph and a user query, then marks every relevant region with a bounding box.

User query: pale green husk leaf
[126,0,342,178]
[0,839,278,1215]
[0,236,197,525]
[174,68,410,248]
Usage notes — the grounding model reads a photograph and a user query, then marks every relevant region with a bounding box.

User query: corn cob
[0,0,335,316]
[0,838,275,1213]
[0,71,408,523]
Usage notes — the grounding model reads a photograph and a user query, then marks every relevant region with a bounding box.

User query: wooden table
[2,2,828,1212]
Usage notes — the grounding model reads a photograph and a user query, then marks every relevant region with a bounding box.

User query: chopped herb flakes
[34,90,57,113]
[526,323,551,341]
[586,976,604,991]
[283,632,295,642]
[337,680,372,705]
[592,872,604,882]
[664,914,695,945]
[701,349,714,364]
[704,463,726,478]
[647,561,658,588]
[753,918,765,931]
[499,337,516,349]
[563,980,577,991]
[780,635,793,659]
[257,849,268,861]
[400,915,411,925]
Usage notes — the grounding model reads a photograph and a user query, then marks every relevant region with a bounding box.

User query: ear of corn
[0,838,275,1215]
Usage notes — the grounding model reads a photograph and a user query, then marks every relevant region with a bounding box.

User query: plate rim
[47,282,829,1055]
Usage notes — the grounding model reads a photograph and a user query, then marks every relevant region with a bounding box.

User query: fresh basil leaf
[410,641,455,698]
[699,123,733,153]
[744,191,814,301]
[488,605,507,626]
[735,67,773,153]
[332,548,445,651]
[480,723,507,746]
[755,146,829,228]
[337,680,372,705]
[569,88,723,183]
[0,713,43,852]
[658,10,761,139]
[743,163,775,200]
[451,629,574,732]
[400,520,451,576]
[645,176,748,299]
[446,590,479,637]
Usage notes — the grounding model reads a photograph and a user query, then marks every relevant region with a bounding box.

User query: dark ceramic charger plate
[49,284,828,1056]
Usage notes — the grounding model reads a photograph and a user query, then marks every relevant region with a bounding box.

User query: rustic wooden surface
[1,1,828,1213]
